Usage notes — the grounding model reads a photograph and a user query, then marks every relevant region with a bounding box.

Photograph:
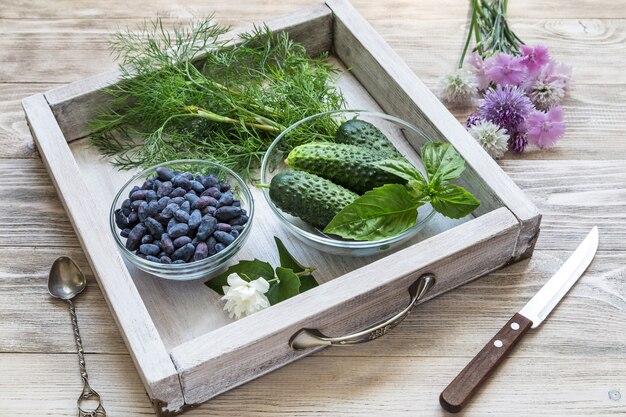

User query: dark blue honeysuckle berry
[116,170,249,265]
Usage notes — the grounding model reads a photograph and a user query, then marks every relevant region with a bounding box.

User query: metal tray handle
[290,274,436,350]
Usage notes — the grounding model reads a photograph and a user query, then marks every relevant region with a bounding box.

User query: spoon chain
[68,299,106,417]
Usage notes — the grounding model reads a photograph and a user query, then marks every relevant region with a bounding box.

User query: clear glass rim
[109,159,255,271]
[260,109,436,249]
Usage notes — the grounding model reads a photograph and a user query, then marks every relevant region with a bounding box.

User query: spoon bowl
[48,256,86,300]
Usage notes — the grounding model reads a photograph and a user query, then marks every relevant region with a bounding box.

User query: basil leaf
[205,259,274,295]
[421,142,465,183]
[266,267,301,305]
[324,184,420,241]
[430,183,480,219]
[274,236,305,273]
[407,179,428,201]
[373,158,427,183]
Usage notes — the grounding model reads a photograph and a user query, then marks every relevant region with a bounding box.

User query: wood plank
[0,84,56,159]
[0,247,127,354]
[370,19,626,85]
[43,4,334,142]
[4,2,625,416]
[0,353,154,417]
[1,249,624,360]
[1,157,623,253]
[22,94,185,414]
[4,18,626,84]
[501,160,626,252]
[4,83,626,161]
[0,0,321,20]
[2,0,626,20]
[4,17,626,158]
[328,0,541,260]
[171,207,520,404]
[0,158,83,247]
[1,353,624,416]
[314,249,626,359]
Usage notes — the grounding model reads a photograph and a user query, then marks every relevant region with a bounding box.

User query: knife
[439,226,599,413]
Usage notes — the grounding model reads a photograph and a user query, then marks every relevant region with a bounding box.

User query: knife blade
[439,227,599,413]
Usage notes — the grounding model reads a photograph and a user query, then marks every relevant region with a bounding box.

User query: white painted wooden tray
[22,0,541,415]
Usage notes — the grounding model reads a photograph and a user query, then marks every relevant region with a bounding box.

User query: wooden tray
[22,1,541,415]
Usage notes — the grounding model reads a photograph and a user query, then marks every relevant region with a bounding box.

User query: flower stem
[459,4,477,68]
[295,268,316,276]
[265,267,316,284]
[463,0,524,60]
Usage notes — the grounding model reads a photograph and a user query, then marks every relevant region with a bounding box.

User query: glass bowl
[260,109,436,257]
[110,160,254,280]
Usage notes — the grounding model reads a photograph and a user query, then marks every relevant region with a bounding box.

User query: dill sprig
[90,17,344,179]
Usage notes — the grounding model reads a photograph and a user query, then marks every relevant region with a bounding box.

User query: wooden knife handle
[439,313,533,413]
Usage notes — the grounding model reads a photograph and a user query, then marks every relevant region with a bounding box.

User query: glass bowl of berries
[110,160,254,280]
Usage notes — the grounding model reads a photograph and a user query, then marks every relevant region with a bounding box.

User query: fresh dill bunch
[89,16,345,179]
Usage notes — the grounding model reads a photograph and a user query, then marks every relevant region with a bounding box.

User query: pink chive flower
[468,53,492,90]
[526,106,566,148]
[485,53,526,86]
[520,44,550,76]
[541,59,573,92]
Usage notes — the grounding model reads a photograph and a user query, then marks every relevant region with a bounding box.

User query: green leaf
[299,275,319,292]
[274,236,306,273]
[274,236,318,292]
[324,184,420,241]
[205,259,274,295]
[407,179,428,201]
[266,267,301,305]
[421,142,465,183]
[430,183,480,219]
[373,158,427,183]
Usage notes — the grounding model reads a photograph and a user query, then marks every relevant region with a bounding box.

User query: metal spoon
[48,257,106,417]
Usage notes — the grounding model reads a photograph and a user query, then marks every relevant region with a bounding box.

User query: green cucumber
[269,170,359,229]
[286,142,406,194]
[335,118,403,159]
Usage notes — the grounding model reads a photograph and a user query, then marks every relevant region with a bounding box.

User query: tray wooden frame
[22,1,540,415]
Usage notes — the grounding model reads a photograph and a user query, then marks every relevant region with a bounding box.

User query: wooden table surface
[1,1,625,416]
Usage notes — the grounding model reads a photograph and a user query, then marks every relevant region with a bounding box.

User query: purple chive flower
[526,106,566,149]
[478,85,533,134]
[466,111,482,128]
[520,44,550,76]
[509,131,528,153]
[485,53,526,86]
[468,53,491,90]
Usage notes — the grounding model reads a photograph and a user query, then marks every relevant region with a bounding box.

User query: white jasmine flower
[438,69,478,104]
[221,274,270,319]
[468,120,509,159]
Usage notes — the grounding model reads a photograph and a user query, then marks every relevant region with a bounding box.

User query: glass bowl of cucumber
[260,109,436,257]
